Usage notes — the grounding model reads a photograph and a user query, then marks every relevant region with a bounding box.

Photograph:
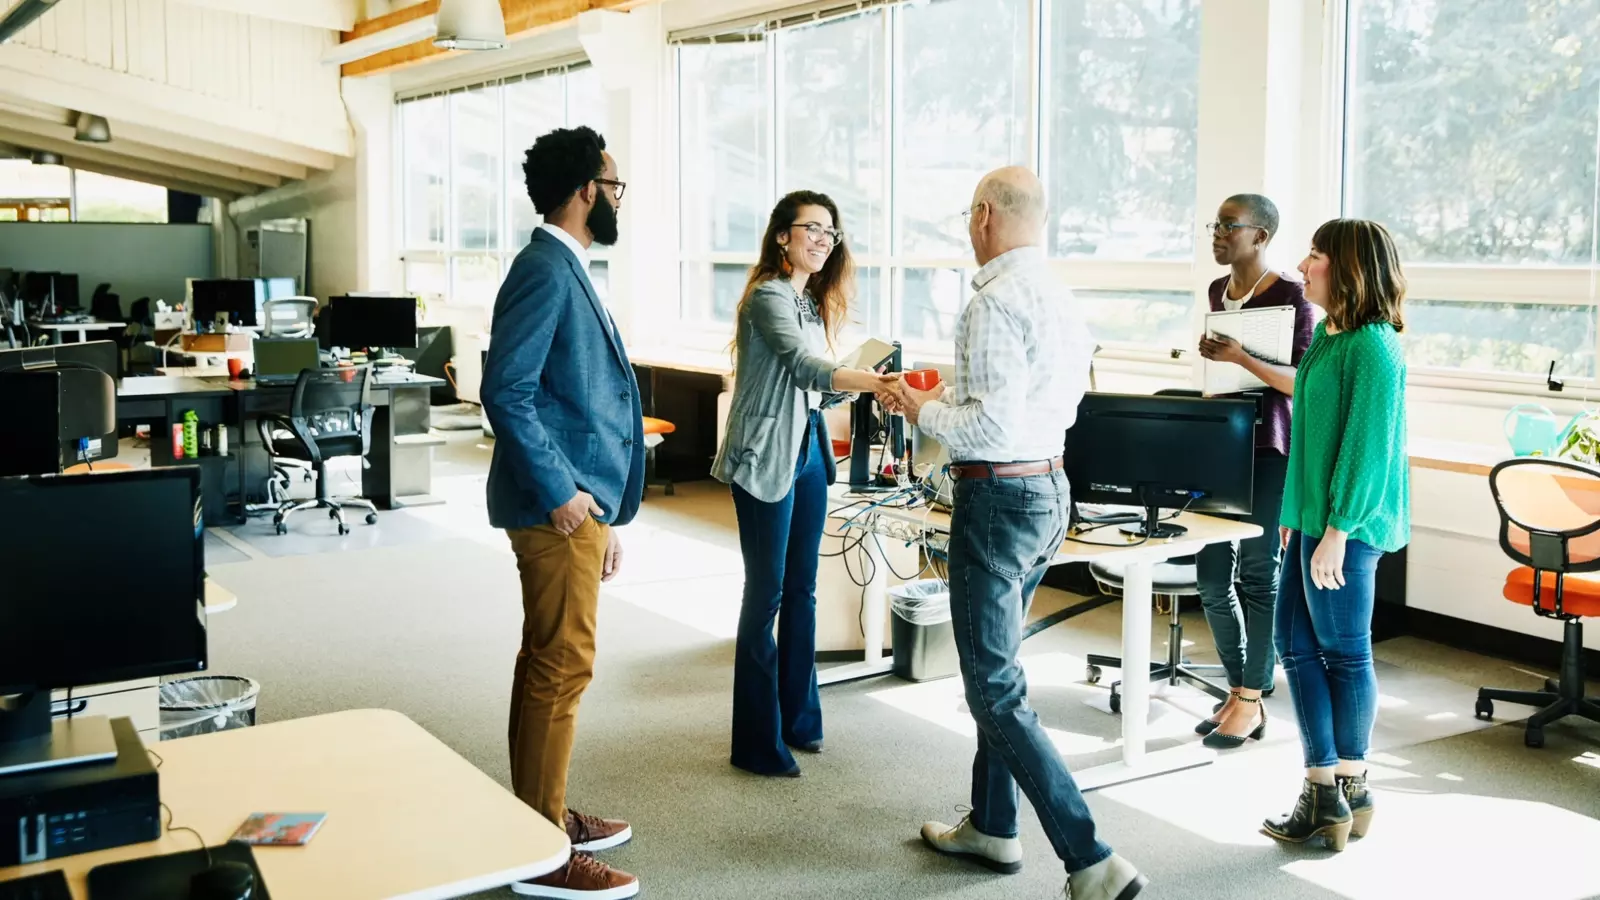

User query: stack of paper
[1203,306,1295,395]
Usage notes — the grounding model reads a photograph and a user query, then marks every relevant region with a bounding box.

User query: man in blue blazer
[480,126,645,900]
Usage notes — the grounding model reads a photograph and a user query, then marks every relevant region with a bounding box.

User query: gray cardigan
[712,279,840,503]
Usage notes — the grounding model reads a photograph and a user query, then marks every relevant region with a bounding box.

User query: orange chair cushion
[64,462,134,474]
[642,417,676,436]
[1504,566,1600,617]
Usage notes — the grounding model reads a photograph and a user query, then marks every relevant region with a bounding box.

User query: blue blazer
[481,229,645,530]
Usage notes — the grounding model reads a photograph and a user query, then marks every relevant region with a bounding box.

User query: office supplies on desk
[0,870,72,900]
[1202,306,1295,395]
[231,812,327,846]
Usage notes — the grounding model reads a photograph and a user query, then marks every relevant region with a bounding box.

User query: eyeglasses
[960,202,986,223]
[791,222,844,245]
[1206,221,1262,238]
[593,178,626,200]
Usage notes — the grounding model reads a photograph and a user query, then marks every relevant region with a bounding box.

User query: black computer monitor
[52,273,80,311]
[329,295,418,350]
[191,279,259,328]
[20,272,54,306]
[0,467,206,771]
[1062,392,1256,538]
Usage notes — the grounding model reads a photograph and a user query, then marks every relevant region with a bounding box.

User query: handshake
[868,370,946,425]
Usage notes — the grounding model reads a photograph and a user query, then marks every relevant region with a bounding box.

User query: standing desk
[30,320,126,345]
[0,709,571,899]
[825,490,1260,789]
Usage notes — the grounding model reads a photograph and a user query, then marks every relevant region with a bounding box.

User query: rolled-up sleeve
[744,283,836,392]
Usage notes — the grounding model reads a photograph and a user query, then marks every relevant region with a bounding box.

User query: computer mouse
[189,860,255,900]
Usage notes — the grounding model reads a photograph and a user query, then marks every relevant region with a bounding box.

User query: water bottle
[183,409,199,459]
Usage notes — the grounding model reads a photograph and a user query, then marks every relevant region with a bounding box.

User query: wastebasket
[159,675,260,741]
[890,579,960,682]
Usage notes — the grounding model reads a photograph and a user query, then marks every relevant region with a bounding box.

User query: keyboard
[0,871,72,900]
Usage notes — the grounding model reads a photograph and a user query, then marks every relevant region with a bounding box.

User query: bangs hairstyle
[1311,218,1406,333]
[734,190,855,352]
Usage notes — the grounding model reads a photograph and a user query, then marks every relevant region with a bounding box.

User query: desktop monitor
[51,273,80,311]
[190,279,259,328]
[1062,392,1256,538]
[0,467,206,772]
[264,277,298,300]
[328,295,419,350]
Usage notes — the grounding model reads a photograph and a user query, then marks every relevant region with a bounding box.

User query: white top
[918,246,1094,463]
[540,222,590,268]
[1221,268,1274,311]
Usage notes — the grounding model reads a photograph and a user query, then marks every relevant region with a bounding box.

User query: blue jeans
[1275,531,1384,769]
[1195,453,1287,691]
[729,410,826,774]
[948,469,1112,874]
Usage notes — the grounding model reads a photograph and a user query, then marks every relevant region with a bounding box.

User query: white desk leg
[819,532,895,686]
[1073,559,1215,791]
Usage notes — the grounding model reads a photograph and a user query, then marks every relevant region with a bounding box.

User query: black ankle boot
[1337,773,1373,839]
[1262,779,1353,851]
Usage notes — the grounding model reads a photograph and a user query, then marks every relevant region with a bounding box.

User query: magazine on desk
[1202,306,1295,395]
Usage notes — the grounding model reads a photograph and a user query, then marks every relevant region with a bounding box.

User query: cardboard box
[180,332,252,353]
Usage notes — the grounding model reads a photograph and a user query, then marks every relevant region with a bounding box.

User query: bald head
[967,167,1045,266]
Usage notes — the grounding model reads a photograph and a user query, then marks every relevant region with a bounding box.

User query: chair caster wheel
[365,513,378,525]
[1545,677,1560,694]
[275,522,287,535]
[338,523,350,535]
[1109,689,1121,715]
[1525,727,1544,749]
[1085,665,1102,685]
[1475,698,1493,721]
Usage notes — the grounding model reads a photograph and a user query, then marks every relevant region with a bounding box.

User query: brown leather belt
[947,457,1064,481]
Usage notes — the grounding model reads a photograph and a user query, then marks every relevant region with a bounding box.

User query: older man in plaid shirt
[885,167,1147,900]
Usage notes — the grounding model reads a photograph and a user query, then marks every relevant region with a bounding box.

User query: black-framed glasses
[594,178,626,200]
[1206,221,1261,238]
[791,222,844,245]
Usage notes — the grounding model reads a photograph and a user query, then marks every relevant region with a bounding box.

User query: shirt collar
[971,245,1043,292]
[539,223,589,269]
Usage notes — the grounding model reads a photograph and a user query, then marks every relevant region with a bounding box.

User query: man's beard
[588,191,619,246]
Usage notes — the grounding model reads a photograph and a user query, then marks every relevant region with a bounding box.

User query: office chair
[642,417,677,497]
[90,284,120,321]
[1474,458,1600,747]
[261,366,379,536]
[263,297,318,338]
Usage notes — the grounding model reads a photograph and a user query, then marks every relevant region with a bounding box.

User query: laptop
[253,337,319,384]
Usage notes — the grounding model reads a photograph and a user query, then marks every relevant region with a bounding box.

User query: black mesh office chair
[262,366,379,536]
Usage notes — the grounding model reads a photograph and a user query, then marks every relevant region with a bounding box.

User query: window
[0,160,168,222]
[73,170,168,223]
[674,0,1202,356]
[1344,0,1600,380]
[397,64,610,306]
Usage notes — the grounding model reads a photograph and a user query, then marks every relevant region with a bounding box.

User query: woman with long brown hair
[1263,218,1410,852]
[712,190,894,777]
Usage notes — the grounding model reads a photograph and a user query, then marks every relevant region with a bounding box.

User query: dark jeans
[1195,453,1288,691]
[1275,531,1384,769]
[729,410,826,774]
[948,468,1112,874]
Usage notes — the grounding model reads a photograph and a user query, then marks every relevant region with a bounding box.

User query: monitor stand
[1116,498,1189,541]
[0,691,118,778]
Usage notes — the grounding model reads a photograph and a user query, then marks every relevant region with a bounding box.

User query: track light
[73,111,111,143]
[434,0,506,51]
[30,150,63,166]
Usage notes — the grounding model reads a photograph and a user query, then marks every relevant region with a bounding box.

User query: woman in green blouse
[1261,219,1410,853]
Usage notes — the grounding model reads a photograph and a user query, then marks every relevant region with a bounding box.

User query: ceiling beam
[0,109,284,188]
[0,126,264,197]
[340,0,648,78]
[0,44,351,165]
[168,0,359,31]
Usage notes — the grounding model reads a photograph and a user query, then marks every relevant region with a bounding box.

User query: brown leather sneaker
[512,852,640,899]
[566,808,633,852]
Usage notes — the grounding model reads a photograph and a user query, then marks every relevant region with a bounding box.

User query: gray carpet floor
[195,436,1600,900]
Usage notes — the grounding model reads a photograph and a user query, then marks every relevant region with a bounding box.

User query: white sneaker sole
[573,824,633,853]
[511,878,640,899]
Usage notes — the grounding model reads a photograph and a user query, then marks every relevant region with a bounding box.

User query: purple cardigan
[1209,274,1315,457]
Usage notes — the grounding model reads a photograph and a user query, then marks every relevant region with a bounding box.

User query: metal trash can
[159,675,260,741]
[890,579,960,682]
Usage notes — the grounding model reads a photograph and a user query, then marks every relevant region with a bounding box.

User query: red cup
[904,368,941,391]
[227,357,244,379]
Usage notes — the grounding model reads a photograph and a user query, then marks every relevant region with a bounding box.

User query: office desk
[628,349,734,483]
[115,374,447,524]
[0,709,570,899]
[30,319,125,345]
[830,490,1260,790]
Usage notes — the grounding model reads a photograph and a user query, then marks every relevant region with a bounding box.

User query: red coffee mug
[227,357,244,379]
[904,368,941,391]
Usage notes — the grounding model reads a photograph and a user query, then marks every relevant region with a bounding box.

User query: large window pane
[452,255,502,306]
[451,86,503,252]
[1047,0,1200,260]
[567,65,610,135]
[504,75,566,249]
[404,259,448,301]
[1074,289,1192,349]
[74,170,168,223]
[1346,0,1600,264]
[681,261,751,325]
[900,267,970,343]
[0,160,71,222]
[402,97,448,249]
[896,0,1030,258]
[1404,299,1597,378]
[680,44,770,256]
[779,12,887,256]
